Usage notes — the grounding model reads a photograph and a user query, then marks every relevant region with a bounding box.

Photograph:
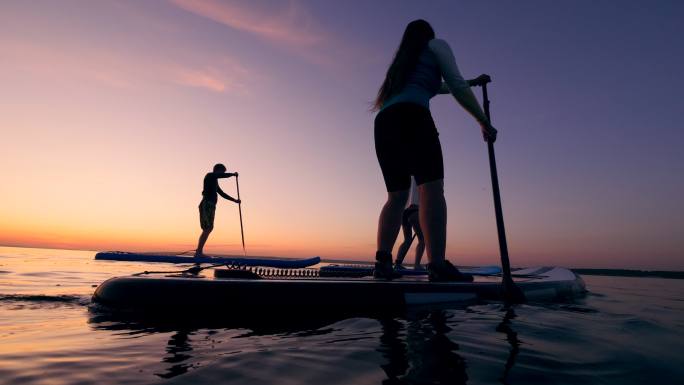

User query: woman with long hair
[373,19,497,281]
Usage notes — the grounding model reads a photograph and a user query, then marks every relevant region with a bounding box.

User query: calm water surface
[1,246,682,385]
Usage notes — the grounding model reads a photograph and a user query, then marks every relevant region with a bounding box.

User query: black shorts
[374,103,444,192]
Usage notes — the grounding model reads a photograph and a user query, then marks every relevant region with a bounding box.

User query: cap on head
[213,163,227,173]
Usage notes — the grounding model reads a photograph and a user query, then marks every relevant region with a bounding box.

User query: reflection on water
[377,317,408,382]
[496,308,519,384]
[2,247,684,385]
[87,304,522,384]
[404,311,468,384]
[377,311,471,384]
[157,329,194,379]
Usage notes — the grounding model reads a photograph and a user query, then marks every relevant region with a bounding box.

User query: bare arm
[217,186,240,203]
[216,172,236,179]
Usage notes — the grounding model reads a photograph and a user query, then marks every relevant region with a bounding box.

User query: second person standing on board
[372,19,496,281]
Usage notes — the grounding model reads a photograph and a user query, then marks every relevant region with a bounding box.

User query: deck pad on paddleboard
[320,264,501,277]
[94,251,321,268]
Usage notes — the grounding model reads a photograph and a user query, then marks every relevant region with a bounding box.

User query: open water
[1,246,682,385]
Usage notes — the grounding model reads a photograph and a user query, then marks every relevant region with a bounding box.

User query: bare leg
[395,220,414,265]
[395,240,411,265]
[195,228,213,258]
[410,215,425,266]
[418,180,446,264]
[376,190,410,254]
[414,240,425,266]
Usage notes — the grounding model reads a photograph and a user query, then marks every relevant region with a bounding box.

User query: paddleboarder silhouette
[372,19,496,281]
[195,163,240,258]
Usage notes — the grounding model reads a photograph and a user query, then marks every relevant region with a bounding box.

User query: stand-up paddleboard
[93,266,586,312]
[320,264,502,277]
[94,251,321,269]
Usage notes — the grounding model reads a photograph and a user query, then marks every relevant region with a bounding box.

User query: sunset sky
[1,1,683,269]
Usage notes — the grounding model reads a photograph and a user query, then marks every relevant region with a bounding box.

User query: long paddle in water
[474,74,526,304]
[236,173,247,256]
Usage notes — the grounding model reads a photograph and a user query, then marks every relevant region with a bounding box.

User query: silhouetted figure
[394,177,425,269]
[372,19,497,281]
[195,163,240,258]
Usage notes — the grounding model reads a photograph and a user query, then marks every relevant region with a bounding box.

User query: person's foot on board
[374,251,402,280]
[414,264,425,271]
[427,260,474,282]
[194,253,210,259]
[395,263,406,271]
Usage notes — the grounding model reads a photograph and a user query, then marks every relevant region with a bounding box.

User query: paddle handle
[236,174,246,256]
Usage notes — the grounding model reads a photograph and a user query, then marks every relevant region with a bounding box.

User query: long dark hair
[373,20,435,111]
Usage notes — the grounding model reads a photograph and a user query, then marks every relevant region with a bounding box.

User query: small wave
[556,304,600,314]
[0,294,89,305]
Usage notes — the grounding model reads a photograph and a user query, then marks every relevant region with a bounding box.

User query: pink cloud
[167,0,376,72]
[166,59,252,94]
[2,39,253,94]
[171,68,227,92]
[169,0,325,47]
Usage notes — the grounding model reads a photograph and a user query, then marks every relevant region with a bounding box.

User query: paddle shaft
[236,175,246,256]
[480,82,516,289]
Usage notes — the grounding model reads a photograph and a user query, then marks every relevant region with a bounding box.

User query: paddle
[235,173,247,256]
[472,74,526,304]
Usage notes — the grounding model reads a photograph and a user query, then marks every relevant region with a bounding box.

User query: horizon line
[1,243,682,274]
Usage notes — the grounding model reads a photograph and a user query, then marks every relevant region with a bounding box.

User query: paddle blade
[501,277,526,304]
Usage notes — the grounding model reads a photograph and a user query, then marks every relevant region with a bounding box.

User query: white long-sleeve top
[381,38,469,111]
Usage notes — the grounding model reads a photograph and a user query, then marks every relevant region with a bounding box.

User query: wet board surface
[94,251,321,268]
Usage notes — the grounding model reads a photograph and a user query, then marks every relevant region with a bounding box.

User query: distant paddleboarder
[372,19,497,281]
[195,163,241,258]
[394,177,425,269]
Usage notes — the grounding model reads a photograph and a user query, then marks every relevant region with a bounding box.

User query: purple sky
[1,1,682,269]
